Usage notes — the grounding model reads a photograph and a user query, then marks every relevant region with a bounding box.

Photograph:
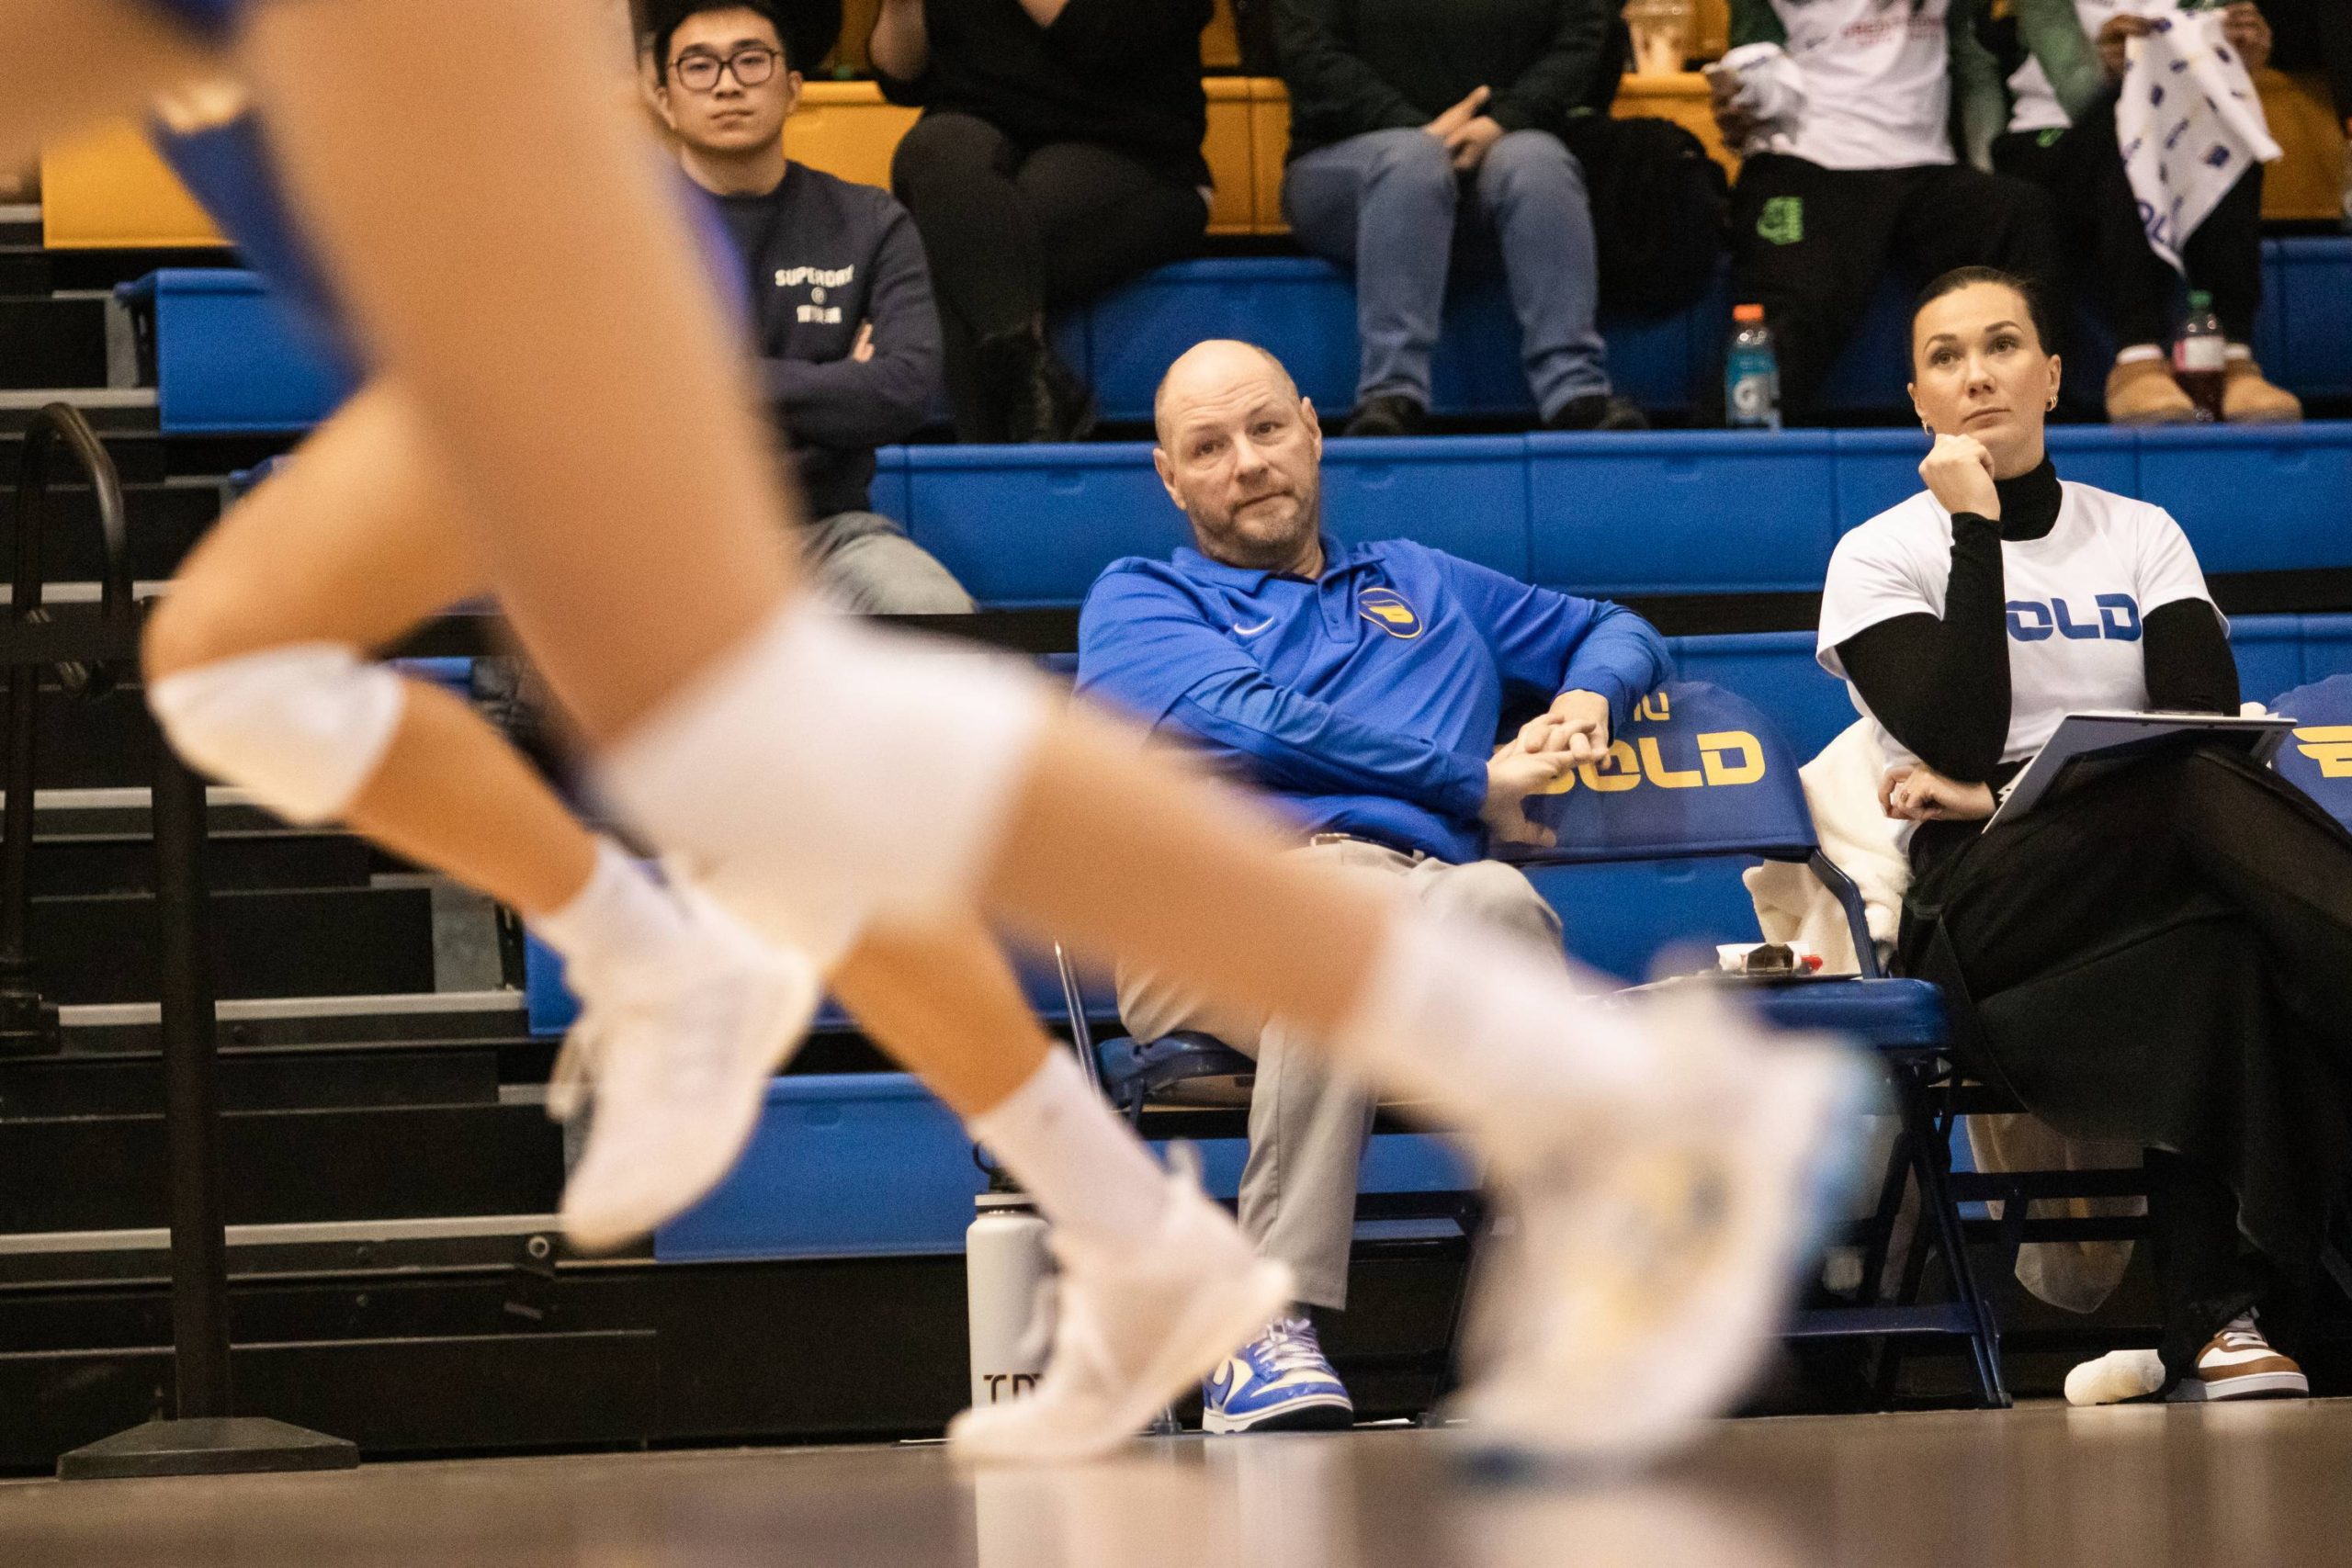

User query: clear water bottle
[1725,303,1781,430]
[966,1181,1053,1412]
[2173,289,2226,423]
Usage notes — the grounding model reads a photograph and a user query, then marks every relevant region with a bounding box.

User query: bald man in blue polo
[1076,339,1669,1436]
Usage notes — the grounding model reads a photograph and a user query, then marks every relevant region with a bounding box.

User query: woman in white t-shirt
[1817,266,2352,1404]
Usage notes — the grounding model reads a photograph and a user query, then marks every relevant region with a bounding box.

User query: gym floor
[4,1401,2346,1566]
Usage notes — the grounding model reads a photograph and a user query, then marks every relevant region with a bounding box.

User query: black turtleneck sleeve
[2143,600,2240,714]
[1831,458,2071,784]
[1835,511,2013,783]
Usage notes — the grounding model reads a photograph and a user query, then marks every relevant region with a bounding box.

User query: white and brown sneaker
[2180,1314,2308,1401]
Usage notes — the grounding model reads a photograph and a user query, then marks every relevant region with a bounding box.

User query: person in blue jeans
[1273,0,1645,436]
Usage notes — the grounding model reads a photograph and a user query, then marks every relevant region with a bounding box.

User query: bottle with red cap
[2174,290,2226,423]
[1725,302,1781,430]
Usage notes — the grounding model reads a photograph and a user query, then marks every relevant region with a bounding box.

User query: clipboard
[1983,710,2296,831]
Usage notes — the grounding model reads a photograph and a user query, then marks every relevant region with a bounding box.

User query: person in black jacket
[1820,266,2352,1404]
[871,0,1213,442]
[1273,0,1644,436]
[651,0,971,611]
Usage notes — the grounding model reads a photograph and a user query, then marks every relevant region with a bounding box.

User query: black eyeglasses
[672,46,784,92]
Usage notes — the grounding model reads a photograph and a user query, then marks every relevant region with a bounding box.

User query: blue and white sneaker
[1202,1315,1355,1434]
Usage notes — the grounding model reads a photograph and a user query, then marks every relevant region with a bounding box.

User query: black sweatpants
[2259,0,2352,123]
[1993,89,2267,349]
[889,111,1208,440]
[1726,154,2064,425]
[1902,749,2352,1380]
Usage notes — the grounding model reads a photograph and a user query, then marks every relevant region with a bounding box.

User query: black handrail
[0,404,136,1055]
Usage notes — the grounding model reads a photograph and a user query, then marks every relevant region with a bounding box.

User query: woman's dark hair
[1909,266,2056,366]
[639,0,823,82]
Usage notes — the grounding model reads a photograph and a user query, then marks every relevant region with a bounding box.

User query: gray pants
[1282,127,1611,419]
[1116,838,1566,1310]
[808,510,974,615]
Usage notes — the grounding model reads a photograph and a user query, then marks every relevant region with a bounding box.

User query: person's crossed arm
[1077,569,1583,841]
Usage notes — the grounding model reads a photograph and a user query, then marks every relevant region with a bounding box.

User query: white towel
[2117,6,2281,272]
[1714,42,1808,157]
[1742,720,1906,975]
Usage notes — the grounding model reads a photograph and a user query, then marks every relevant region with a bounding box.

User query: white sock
[1329,908,1667,1132]
[532,840,687,983]
[967,1049,1170,1264]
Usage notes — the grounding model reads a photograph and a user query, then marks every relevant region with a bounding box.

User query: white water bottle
[966,1186,1053,1411]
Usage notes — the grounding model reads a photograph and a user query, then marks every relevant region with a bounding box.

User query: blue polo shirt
[1077,536,1670,863]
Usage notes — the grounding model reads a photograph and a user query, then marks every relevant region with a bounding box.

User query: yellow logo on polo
[1358,588,1422,639]
[1535,692,1767,794]
[2294,725,2352,779]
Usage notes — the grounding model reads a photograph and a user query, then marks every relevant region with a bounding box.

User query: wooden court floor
[5,1402,2347,1566]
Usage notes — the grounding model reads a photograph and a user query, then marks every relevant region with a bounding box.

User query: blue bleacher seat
[1529,430,1839,595]
[1829,427,2140,538]
[2274,238,2352,400]
[2136,424,2352,575]
[119,268,353,433]
[128,240,2351,435]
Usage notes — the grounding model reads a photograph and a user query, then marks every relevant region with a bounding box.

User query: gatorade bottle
[1725,303,1781,430]
[2174,290,2226,423]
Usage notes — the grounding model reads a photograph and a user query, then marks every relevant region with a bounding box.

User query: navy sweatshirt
[708,163,943,520]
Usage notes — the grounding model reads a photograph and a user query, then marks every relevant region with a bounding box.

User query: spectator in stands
[1711,0,2064,425]
[651,0,974,612]
[1983,0,2300,423]
[1078,338,1669,1432]
[1273,0,1646,436]
[2256,0,2352,227]
[1821,266,2352,1402]
[869,0,1214,443]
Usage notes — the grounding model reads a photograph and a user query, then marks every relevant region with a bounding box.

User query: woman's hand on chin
[1881,764,1997,823]
[1919,434,2001,520]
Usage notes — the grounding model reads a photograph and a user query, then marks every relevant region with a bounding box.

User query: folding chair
[2274,674,2352,832]
[1509,680,2007,1406]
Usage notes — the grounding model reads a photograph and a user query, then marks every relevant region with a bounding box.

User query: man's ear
[781,69,806,118]
[1302,397,1322,459]
[1152,446,1184,511]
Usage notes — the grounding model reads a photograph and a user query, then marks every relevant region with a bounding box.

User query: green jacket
[1984,0,2112,129]
[1724,0,2034,170]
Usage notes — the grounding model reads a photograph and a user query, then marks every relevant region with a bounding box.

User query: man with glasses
[648,0,973,613]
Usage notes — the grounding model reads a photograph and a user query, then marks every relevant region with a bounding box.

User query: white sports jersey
[1771,0,1960,169]
[1817,479,2220,772]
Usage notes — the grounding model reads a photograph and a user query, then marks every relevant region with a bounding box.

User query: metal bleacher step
[0,1212,576,1288]
[0,478,225,580]
[0,295,114,390]
[0,1093,560,1233]
[60,987,531,1052]
[27,881,436,1005]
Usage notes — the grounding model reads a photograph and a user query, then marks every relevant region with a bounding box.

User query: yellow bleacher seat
[2257,69,2348,221]
[40,121,221,250]
[1204,77,1258,233]
[1249,79,1294,235]
[784,80,921,191]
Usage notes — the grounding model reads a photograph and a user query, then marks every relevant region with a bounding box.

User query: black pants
[2259,0,2352,123]
[1725,154,2064,425]
[1993,90,2266,349]
[890,111,1208,440]
[1902,749,2352,1379]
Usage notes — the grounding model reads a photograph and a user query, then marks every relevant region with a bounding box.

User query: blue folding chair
[2274,675,2352,832]
[1510,680,2007,1406]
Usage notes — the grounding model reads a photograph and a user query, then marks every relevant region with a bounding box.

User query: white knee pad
[594,602,1051,965]
[146,643,408,826]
